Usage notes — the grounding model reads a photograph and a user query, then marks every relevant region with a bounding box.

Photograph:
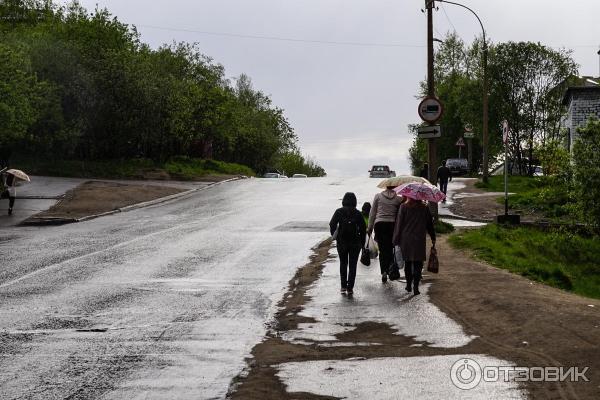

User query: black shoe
[405,285,412,292]
[381,273,387,283]
[346,288,354,295]
[8,207,12,215]
[340,287,347,294]
[414,286,420,295]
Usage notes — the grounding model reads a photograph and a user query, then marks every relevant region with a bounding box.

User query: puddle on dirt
[281,258,477,348]
[276,355,525,399]
[441,218,487,228]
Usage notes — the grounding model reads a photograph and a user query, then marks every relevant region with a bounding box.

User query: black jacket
[437,166,452,183]
[330,206,367,248]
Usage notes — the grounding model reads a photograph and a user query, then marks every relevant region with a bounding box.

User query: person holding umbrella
[330,192,366,295]
[392,182,441,295]
[1,169,30,215]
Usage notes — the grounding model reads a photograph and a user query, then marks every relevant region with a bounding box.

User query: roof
[562,76,600,105]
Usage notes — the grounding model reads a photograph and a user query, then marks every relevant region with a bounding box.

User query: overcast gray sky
[71,0,600,176]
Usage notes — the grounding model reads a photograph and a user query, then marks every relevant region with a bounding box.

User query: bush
[573,118,600,229]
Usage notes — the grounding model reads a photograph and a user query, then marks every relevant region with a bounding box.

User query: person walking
[361,202,371,227]
[420,162,429,181]
[367,186,403,283]
[330,192,366,295]
[392,197,436,295]
[1,171,16,215]
[437,160,452,202]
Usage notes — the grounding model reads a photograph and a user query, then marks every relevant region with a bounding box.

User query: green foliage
[434,220,455,234]
[572,118,600,229]
[274,151,326,177]
[537,139,570,176]
[15,156,254,179]
[411,35,577,177]
[489,42,577,175]
[449,225,600,299]
[164,157,255,179]
[476,175,579,221]
[0,1,324,176]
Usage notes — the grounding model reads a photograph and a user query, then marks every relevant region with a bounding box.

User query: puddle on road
[272,221,329,232]
[281,258,477,348]
[276,355,525,399]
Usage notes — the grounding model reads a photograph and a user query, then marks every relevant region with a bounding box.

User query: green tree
[572,118,600,228]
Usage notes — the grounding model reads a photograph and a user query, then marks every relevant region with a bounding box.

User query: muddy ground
[30,181,185,220]
[448,179,542,222]
[229,236,600,399]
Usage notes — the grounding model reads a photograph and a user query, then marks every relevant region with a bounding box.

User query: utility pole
[426,0,438,219]
[482,42,489,183]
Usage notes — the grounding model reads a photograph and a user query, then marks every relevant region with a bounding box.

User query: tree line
[409,32,577,176]
[0,0,326,177]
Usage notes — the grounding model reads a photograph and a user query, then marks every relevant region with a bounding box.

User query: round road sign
[418,97,444,123]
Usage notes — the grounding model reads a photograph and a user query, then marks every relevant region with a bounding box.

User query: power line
[440,4,458,33]
[137,24,426,48]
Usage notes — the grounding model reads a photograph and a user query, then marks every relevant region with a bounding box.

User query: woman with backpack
[330,192,366,295]
[367,186,403,283]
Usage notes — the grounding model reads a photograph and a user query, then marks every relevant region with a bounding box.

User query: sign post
[502,120,509,216]
[455,137,466,159]
[464,125,474,172]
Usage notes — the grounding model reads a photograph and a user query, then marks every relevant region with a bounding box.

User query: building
[562,76,600,151]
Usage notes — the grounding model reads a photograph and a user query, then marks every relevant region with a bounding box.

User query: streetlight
[434,0,489,183]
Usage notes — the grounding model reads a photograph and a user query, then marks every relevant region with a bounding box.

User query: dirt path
[448,179,541,222]
[229,235,600,399]
[29,181,185,220]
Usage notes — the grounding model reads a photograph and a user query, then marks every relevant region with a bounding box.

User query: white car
[292,174,308,178]
[263,173,281,178]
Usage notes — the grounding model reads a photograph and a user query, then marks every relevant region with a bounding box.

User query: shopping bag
[427,246,439,274]
[368,235,379,259]
[388,247,401,280]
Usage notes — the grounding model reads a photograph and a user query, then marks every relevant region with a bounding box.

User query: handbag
[360,247,371,266]
[427,246,439,274]
[388,247,401,281]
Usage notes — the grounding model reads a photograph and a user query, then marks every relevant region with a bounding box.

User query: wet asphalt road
[0,177,394,399]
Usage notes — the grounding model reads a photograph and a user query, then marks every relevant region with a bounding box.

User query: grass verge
[449,224,600,299]
[475,175,576,220]
[435,220,455,234]
[14,156,255,180]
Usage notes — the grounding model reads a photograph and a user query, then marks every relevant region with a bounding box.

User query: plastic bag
[368,235,379,259]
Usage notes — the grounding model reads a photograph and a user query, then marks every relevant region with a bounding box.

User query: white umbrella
[377,175,430,189]
[6,169,31,182]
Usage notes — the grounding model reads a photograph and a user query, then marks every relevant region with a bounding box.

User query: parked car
[369,165,396,178]
[263,172,282,178]
[445,158,469,176]
[292,174,308,178]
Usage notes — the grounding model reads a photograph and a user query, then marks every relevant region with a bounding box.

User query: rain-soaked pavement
[0,177,500,399]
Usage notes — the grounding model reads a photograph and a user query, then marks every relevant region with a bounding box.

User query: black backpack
[338,210,359,242]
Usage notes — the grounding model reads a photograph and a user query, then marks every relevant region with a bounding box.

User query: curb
[21,176,247,226]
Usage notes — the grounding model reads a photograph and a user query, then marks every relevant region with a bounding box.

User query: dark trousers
[439,180,448,195]
[1,190,14,210]
[374,221,395,275]
[337,243,360,290]
[405,261,424,289]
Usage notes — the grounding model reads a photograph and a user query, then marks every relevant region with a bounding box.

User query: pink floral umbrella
[394,182,446,203]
